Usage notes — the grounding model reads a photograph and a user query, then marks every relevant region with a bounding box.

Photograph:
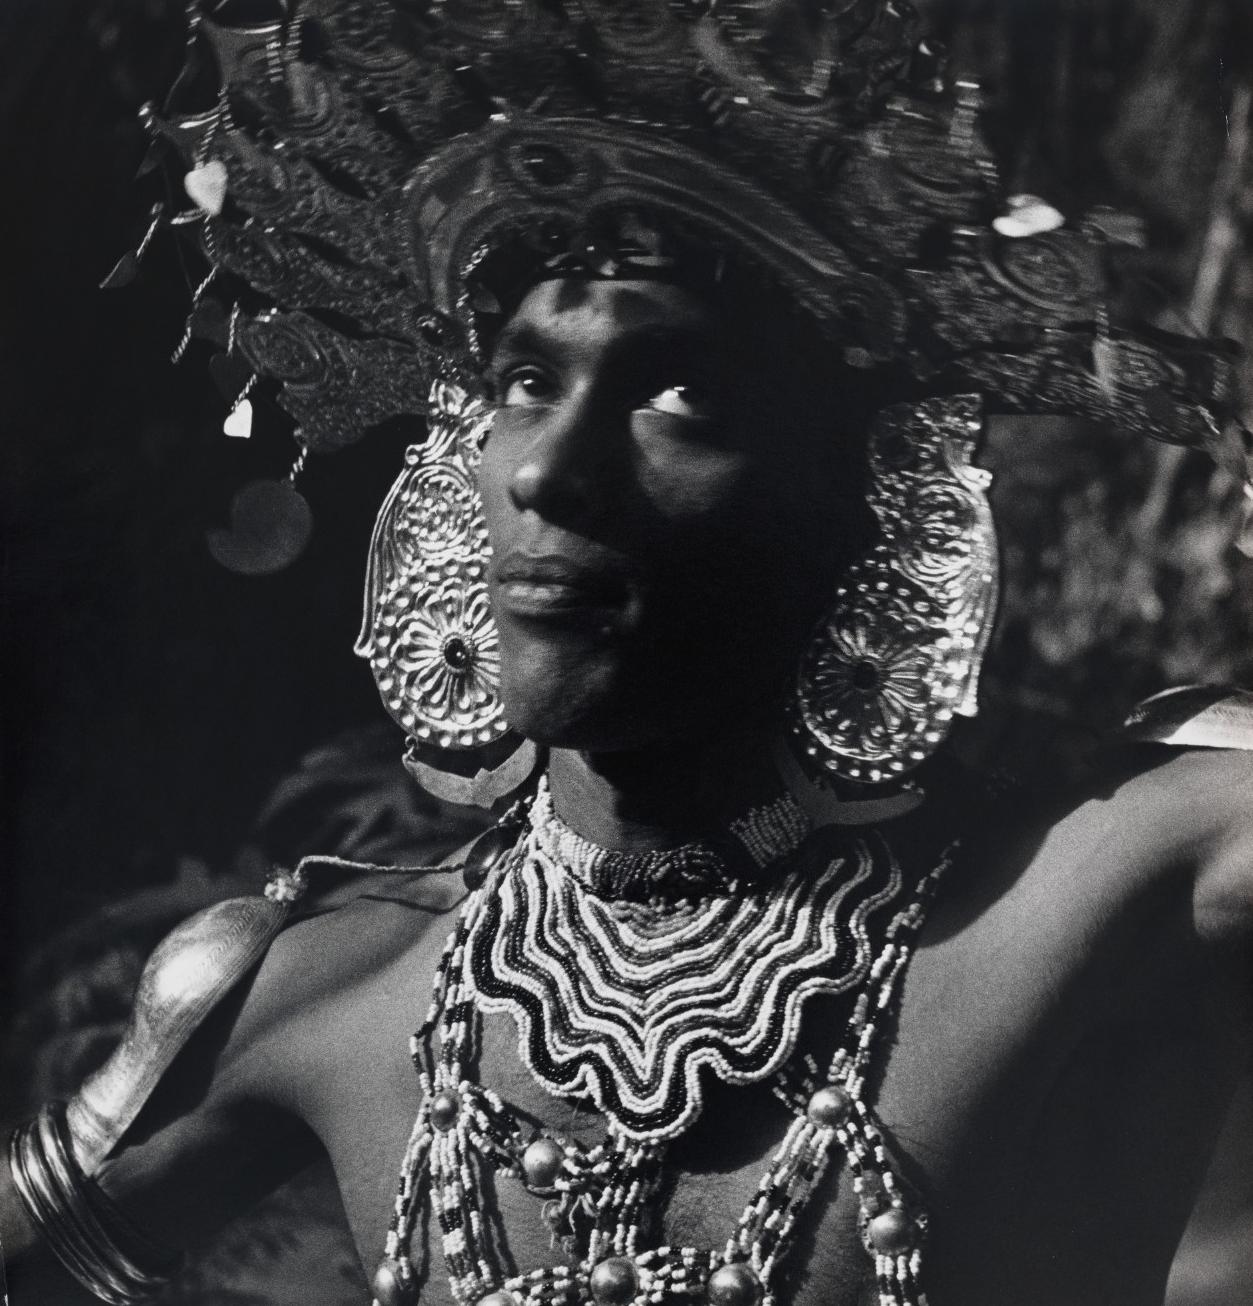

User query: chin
[498,664,674,753]
[502,693,652,753]
[494,623,782,754]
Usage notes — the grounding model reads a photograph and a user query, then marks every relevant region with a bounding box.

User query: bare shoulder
[229,867,469,1054]
[112,866,469,1125]
[81,868,468,1244]
[1043,748,1253,943]
[1161,749,1253,943]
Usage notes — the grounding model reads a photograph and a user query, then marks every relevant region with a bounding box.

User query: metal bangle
[7,1106,176,1305]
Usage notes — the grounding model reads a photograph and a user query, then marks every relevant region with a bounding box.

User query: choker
[528,777,813,902]
[466,786,907,1141]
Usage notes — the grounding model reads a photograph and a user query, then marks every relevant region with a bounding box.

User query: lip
[493,552,632,619]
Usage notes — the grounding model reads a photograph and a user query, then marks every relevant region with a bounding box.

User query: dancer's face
[478,277,862,750]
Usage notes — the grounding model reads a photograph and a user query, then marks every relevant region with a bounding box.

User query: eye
[497,366,556,407]
[645,383,713,421]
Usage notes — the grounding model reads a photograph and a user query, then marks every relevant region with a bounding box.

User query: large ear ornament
[355,379,537,807]
[792,394,999,786]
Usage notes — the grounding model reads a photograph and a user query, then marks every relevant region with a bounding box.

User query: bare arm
[1,885,319,1301]
[91,977,321,1251]
[1118,687,1253,943]
[1192,748,1253,946]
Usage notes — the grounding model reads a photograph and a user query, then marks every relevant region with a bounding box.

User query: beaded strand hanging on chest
[371,786,954,1306]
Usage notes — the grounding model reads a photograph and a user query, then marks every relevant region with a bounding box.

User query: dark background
[2,2,1251,1302]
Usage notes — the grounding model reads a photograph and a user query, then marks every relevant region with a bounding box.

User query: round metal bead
[707,1262,763,1305]
[868,1207,914,1253]
[478,1293,518,1306]
[589,1255,639,1304]
[521,1137,564,1190]
[806,1085,852,1127]
[371,1259,416,1306]
[430,1089,460,1131]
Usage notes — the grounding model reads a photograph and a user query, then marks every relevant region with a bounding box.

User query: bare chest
[288,858,1249,1306]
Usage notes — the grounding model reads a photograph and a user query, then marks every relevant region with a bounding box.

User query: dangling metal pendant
[206,479,313,575]
[222,397,254,439]
[209,352,253,402]
[460,801,529,890]
[184,159,229,216]
[99,203,165,290]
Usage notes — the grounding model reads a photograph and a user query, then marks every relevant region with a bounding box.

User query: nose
[505,392,605,525]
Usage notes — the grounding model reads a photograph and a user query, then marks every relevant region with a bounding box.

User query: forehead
[491,277,726,358]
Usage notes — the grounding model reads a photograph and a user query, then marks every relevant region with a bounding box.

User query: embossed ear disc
[206,479,313,575]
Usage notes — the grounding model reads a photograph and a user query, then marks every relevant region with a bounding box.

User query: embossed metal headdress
[127,0,1248,802]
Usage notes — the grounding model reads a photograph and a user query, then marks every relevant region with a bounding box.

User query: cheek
[631,443,754,540]
[475,433,515,549]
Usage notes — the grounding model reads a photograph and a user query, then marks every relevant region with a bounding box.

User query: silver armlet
[8,1105,176,1304]
[67,887,300,1176]
[6,873,307,1303]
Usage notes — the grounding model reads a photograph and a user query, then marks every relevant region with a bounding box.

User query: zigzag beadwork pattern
[466,808,905,1141]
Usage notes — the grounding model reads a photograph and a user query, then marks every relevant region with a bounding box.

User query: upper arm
[90,953,322,1252]
[1189,750,1253,945]
[88,877,463,1250]
[1112,747,1253,946]
[0,916,322,1294]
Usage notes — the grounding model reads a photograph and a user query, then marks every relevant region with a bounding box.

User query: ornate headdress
[123,0,1248,804]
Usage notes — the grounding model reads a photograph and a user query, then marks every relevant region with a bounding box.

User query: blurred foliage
[921,0,1253,743]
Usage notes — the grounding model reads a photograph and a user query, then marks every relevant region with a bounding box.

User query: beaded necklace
[468,780,911,1142]
[372,782,953,1306]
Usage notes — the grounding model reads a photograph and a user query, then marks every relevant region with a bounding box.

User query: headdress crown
[143,0,1243,465]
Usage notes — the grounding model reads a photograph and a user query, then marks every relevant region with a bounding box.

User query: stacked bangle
[7,1105,177,1305]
